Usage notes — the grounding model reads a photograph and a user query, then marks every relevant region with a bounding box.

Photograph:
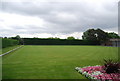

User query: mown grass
[1,45,20,54]
[2,45,118,79]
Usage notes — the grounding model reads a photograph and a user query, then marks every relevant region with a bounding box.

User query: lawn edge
[0,45,23,56]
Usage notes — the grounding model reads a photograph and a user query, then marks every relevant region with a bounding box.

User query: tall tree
[82,29,97,41]
[96,28,109,43]
[82,28,109,43]
[67,36,75,40]
[11,35,24,45]
[107,32,120,39]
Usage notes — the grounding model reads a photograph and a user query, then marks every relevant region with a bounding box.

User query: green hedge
[23,38,100,45]
[2,38,19,48]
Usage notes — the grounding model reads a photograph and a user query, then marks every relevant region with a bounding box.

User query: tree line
[82,28,120,43]
[23,38,100,45]
[1,28,120,47]
[2,38,19,48]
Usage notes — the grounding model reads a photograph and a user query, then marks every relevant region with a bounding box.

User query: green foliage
[2,38,19,48]
[82,28,109,43]
[82,28,120,44]
[23,38,100,45]
[11,35,24,45]
[96,28,109,43]
[107,32,120,39]
[67,36,75,40]
[82,29,97,41]
[47,37,60,39]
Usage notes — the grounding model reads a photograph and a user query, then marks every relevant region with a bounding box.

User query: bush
[23,38,100,45]
[103,59,120,74]
[2,38,19,48]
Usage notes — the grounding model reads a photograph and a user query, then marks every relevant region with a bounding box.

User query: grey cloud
[0,0,118,37]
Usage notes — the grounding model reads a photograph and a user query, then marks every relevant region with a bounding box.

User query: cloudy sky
[0,0,119,39]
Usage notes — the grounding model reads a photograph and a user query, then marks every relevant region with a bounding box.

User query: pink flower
[77,65,120,81]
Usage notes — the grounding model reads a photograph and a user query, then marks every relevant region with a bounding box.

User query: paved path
[0,45,23,57]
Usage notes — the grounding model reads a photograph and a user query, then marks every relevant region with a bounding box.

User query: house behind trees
[103,39,120,47]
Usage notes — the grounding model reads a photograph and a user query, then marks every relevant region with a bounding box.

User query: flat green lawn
[2,45,118,79]
[1,45,20,54]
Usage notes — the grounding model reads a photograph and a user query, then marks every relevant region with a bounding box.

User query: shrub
[103,59,120,74]
[2,38,19,48]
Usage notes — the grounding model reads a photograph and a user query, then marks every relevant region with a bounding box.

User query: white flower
[75,67,79,70]
[91,71,102,76]
[82,71,87,75]
[78,69,83,73]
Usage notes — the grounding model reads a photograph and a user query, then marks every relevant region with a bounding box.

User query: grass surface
[1,45,20,54]
[2,45,118,79]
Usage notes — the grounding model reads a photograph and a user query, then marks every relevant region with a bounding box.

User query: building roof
[110,39,120,41]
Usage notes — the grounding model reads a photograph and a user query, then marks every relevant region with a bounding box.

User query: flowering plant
[103,59,120,74]
[75,65,120,81]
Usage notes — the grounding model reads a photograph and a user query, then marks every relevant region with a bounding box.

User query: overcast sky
[0,0,119,39]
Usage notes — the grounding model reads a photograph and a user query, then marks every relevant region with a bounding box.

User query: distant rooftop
[110,39,120,41]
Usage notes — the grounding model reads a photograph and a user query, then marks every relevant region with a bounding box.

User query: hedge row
[23,38,100,45]
[2,38,19,48]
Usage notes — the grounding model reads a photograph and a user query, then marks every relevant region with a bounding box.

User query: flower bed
[75,65,120,81]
